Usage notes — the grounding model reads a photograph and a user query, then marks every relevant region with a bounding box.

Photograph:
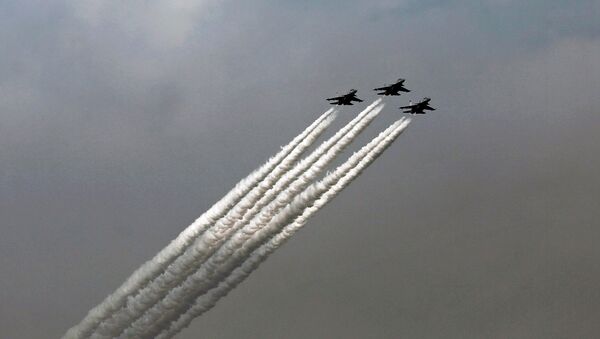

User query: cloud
[1,1,599,338]
[71,0,218,50]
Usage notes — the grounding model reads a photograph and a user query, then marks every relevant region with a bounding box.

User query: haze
[1,1,599,338]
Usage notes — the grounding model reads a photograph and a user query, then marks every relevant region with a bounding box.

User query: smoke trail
[100,100,384,338]
[63,109,335,339]
[132,118,410,338]
[156,118,411,339]
[91,111,337,338]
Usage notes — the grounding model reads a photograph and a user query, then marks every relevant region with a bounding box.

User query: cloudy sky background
[1,1,599,338]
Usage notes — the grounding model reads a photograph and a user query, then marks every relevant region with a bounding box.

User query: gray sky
[1,1,599,338]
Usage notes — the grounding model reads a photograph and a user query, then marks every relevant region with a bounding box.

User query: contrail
[90,111,337,338]
[156,118,410,339]
[100,100,384,337]
[132,118,410,338]
[63,108,336,339]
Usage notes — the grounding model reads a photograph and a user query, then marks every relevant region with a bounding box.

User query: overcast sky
[1,1,599,338]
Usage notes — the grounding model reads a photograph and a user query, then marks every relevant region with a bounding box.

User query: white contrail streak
[103,100,384,338]
[91,111,337,338]
[156,118,411,339]
[135,118,411,338]
[63,108,335,339]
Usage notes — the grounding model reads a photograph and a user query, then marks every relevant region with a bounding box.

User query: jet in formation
[374,79,410,96]
[326,89,363,105]
[400,97,435,114]
[326,79,435,114]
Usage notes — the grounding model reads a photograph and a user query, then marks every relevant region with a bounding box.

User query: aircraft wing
[399,104,415,109]
[373,86,390,91]
[399,87,410,92]
[424,105,436,110]
[351,97,363,102]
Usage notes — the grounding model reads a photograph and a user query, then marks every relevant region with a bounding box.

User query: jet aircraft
[400,97,435,114]
[374,79,410,96]
[326,89,363,105]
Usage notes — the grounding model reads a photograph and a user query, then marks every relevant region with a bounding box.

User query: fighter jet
[400,97,436,114]
[326,89,363,105]
[374,78,410,96]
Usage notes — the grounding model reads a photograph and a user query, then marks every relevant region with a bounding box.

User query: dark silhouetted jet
[326,89,363,105]
[374,79,410,96]
[400,97,435,114]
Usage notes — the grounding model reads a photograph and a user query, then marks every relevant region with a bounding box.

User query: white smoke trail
[100,100,384,338]
[91,111,337,338]
[156,118,411,339]
[132,118,410,338]
[63,108,335,339]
